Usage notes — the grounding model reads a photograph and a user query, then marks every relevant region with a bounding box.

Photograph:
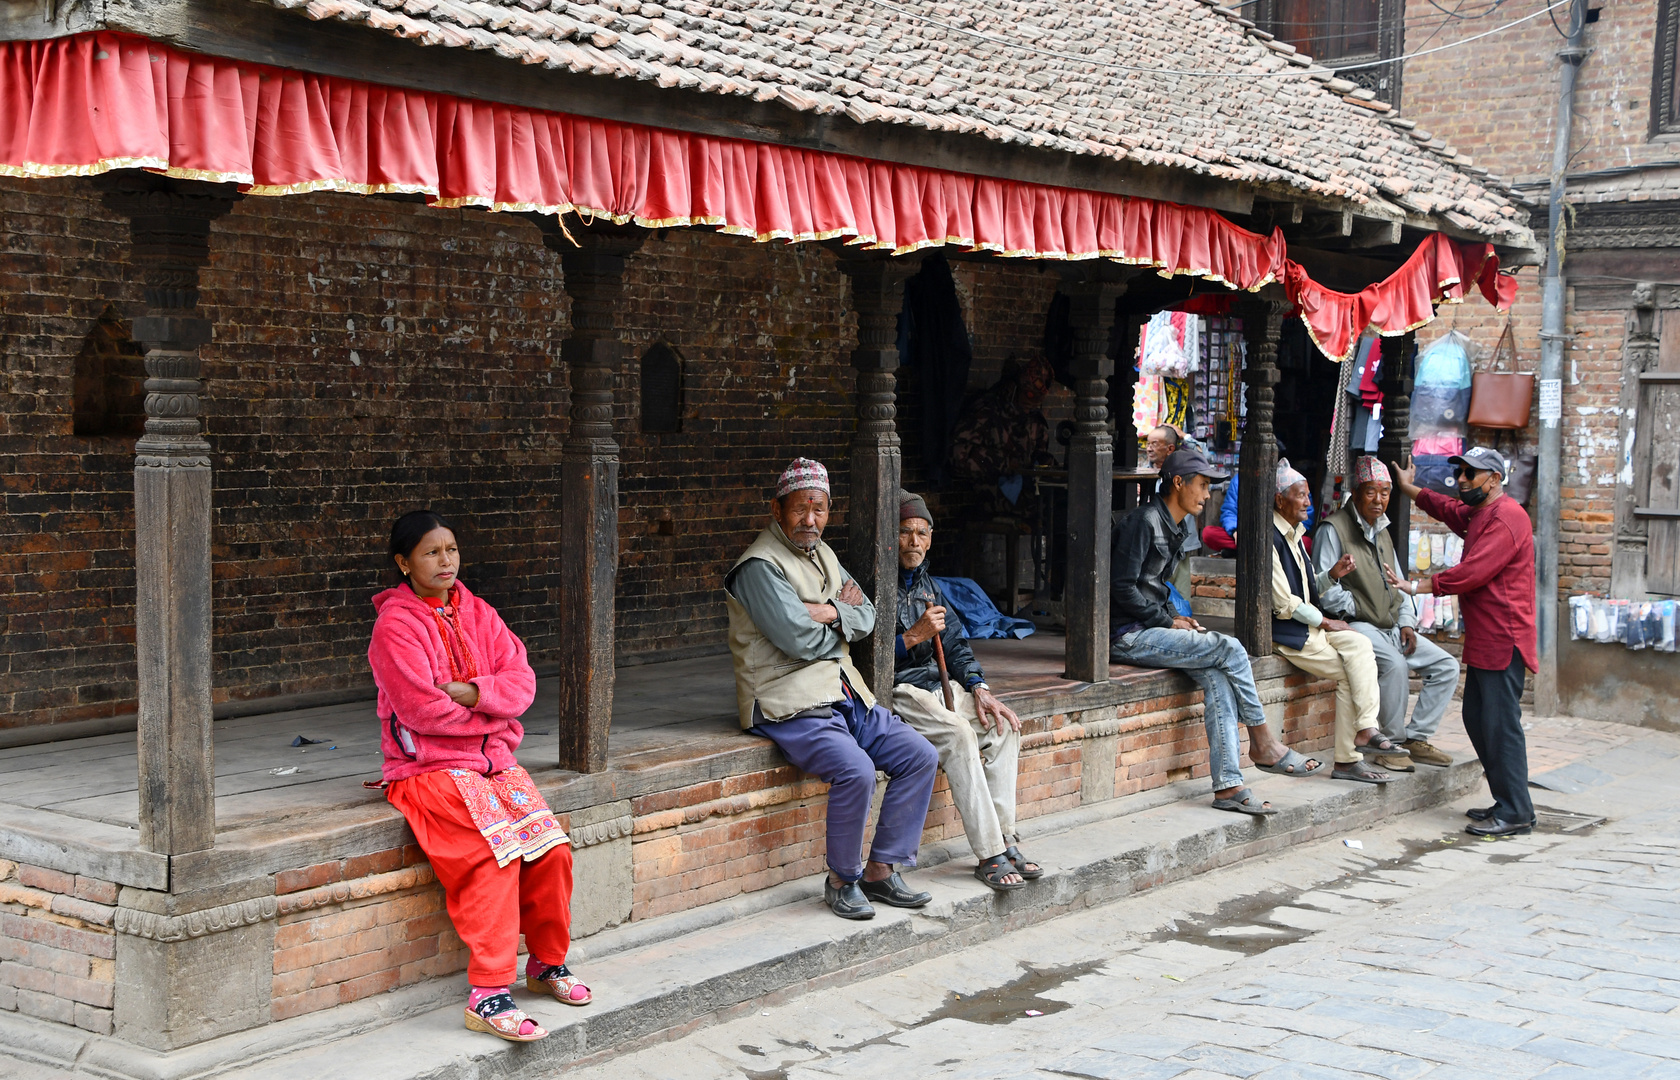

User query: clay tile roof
[266,0,1533,246]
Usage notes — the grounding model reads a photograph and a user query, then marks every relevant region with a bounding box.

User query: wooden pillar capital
[1063,282,1124,683]
[1234,299,1288,658]
[98,173,238,858]
[833,254,917,703]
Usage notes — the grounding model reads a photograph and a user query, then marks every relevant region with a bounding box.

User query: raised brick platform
[0,635,1337,1049]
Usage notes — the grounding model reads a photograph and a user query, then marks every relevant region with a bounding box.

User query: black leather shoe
[1465,805,1497,822]
[1466,818,1534,837]
[859,870,932,908]
[824,879,875,920]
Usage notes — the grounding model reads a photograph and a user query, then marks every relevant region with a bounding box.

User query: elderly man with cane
[892,492,1041,891]
[724,459,940,920]
[1390,447,1537,837]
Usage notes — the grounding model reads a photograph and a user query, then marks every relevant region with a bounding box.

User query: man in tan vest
[724,458,939,921]
[1313,456,1459,768]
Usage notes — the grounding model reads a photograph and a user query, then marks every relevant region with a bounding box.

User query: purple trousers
[753,688,938,882]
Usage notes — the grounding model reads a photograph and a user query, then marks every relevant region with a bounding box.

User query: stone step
[0,757,1482,1080]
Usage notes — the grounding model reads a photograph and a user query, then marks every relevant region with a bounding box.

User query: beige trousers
[1276,627,1381,764]
[892,683,1019,861]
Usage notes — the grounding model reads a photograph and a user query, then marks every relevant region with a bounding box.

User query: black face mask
[1458,477,1489,506]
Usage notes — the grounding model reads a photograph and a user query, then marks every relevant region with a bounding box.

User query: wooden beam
[102,0,1256,216]
[1234,299,1287,657]
[1349,217,1404,249]
[1061,280,1126,684]
[540,220,646,774]
[97,174,239,857]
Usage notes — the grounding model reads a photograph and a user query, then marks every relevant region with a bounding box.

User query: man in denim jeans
[1109,449,1325,815]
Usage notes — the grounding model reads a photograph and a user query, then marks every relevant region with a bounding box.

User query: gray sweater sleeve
[725,558,846,661]
[1311,523,1357,618]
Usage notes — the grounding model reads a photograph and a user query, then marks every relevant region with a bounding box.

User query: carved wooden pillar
[1611,284,1660,598]
[541,221,645,774]
[834,254,916,704]
[1376,331,1416,554]
[1063,282,1125,683]
[99,174,237,856]
[1235,299,1287,657]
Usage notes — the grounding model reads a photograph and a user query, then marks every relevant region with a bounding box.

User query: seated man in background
[892,492,1040,892]
[1271,459,1406,783]
[1313,457,1458,768]
[724,458,939,921]
[1110,448,1324,818]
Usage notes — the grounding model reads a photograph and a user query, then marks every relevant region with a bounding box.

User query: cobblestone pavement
[562,717,1680,1080]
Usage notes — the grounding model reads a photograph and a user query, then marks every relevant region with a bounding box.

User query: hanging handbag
[1467,321,1535,430]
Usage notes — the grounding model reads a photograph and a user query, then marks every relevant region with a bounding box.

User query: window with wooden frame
[639,342,683,434]
[71,306,147,438]
[1631,310,1680,595]
[1255,0,1402,103]
[1655,0,1680,136]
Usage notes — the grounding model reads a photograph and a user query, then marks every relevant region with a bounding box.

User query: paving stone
[1269,1034,1436,1080]
[1169,1044,1280,1077]
[1428,1016,1539,1049]
[1518,1035,1659,1071]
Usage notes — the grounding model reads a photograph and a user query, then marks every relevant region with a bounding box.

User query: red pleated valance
[0,32,1515,359]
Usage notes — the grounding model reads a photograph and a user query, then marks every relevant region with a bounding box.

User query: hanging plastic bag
[1409,330,1473,440]
[1662,601,1677,652]
[1568,595,1592,640]
[1139,311,1195,378]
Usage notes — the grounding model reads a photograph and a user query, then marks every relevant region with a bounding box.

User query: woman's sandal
[974,852,1027,892]
[527,962,592,1006]
[463,993,548,1042]
[1004,844,1043,881]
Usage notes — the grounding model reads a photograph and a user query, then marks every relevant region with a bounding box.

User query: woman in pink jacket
[370,510,588,1043]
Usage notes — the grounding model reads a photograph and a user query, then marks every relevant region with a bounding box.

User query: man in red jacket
[1390,447,1537,837]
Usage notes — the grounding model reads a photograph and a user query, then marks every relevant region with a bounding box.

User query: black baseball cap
[1449,446,1507,477]
[1161,448,1230,482]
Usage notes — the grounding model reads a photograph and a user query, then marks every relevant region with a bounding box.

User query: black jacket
[893,564,985,693]
[1110,495,1195,634]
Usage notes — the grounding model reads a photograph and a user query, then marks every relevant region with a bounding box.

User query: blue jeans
[1110,626,1266,792]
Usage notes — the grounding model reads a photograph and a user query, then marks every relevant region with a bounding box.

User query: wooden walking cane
[932,626,955,712]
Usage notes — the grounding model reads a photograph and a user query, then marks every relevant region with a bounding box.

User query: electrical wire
[851,0,1573,79]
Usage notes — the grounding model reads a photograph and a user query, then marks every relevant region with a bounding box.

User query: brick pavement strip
[559,723,1680,1080]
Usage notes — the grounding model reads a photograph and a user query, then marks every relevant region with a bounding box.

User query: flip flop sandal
[1211,787,1278,815]
[527,963,592,1006]
[1355,732,1407,755]
[464,993,548,1042]
[974,852,1027,891]
[1332,760,1395,784]
[1004,845,1044,880]
[1254,747,1323,777]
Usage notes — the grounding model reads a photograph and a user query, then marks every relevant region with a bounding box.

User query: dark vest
[1271,525,1320,650]
[1325,504,1405,630]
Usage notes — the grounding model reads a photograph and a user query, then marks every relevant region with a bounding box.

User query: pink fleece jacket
[369,581,537,783]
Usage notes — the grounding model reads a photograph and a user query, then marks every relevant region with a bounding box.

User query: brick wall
[0,859,117,1034]
[1398,0,1674,600]
[1,175,1071,729]
[269,845,460,1021]
[1402,0,1675,185]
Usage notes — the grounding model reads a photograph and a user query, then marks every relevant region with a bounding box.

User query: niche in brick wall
[639,341,683,434]
[71,306,147,438]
